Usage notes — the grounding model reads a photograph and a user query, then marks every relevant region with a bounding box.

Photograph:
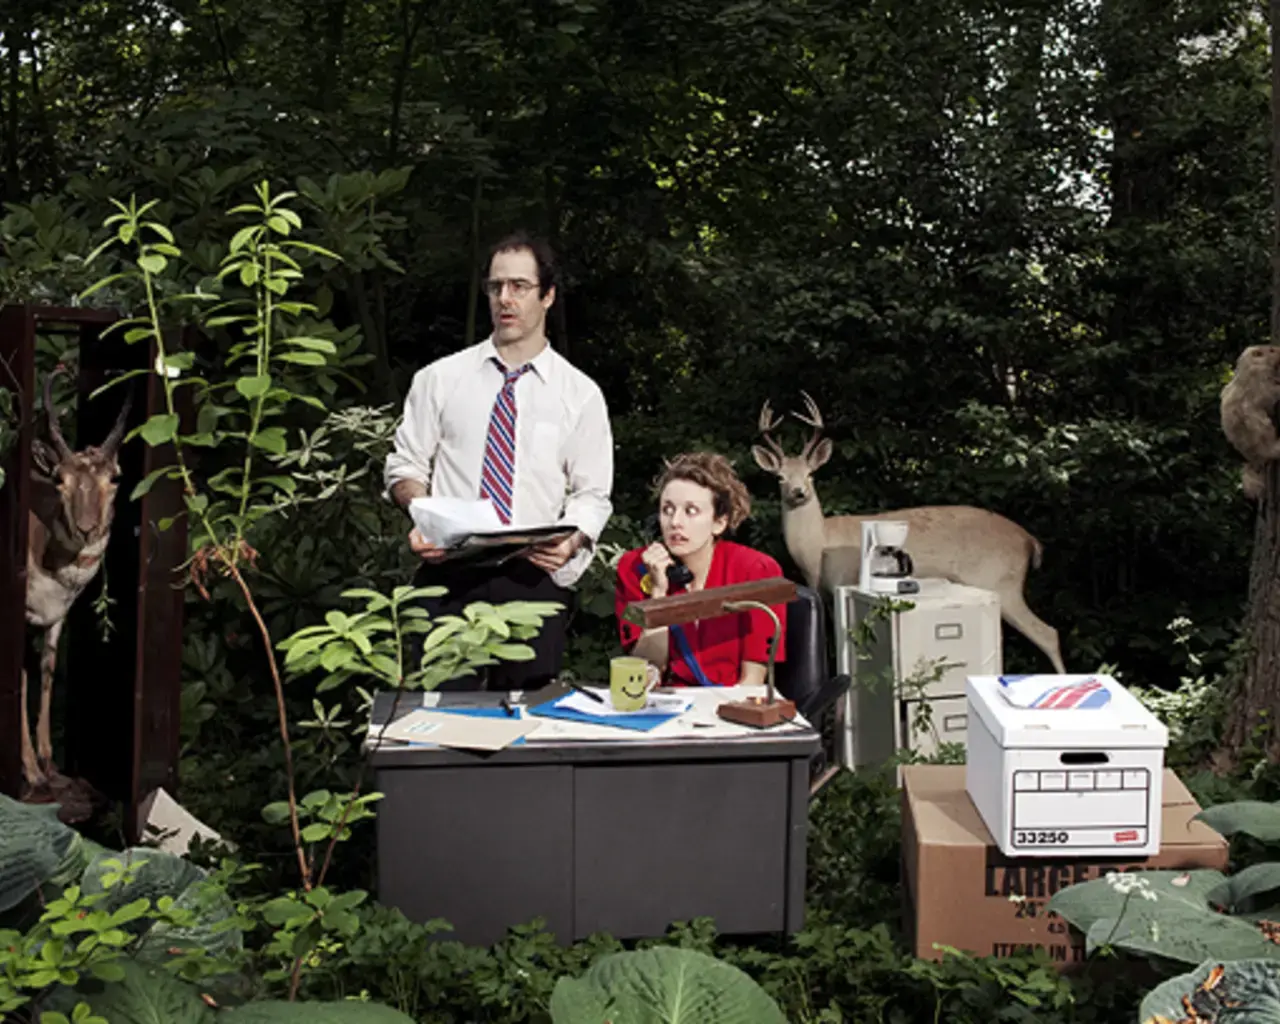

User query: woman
[614,452,787,687]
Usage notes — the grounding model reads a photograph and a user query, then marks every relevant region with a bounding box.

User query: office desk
[367,686,819,947]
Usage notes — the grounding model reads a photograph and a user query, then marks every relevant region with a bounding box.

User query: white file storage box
[965,675,1169,858]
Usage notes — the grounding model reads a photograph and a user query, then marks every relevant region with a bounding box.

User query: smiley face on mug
[609,657,660,711]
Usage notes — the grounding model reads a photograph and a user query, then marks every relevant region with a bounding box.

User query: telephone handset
[643,514,694,590]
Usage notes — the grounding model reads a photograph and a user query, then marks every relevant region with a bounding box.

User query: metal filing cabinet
[833,579,1002,768]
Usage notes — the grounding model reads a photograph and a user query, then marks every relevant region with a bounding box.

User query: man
[384,232,614,689]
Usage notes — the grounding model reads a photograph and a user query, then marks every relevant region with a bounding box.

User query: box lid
[965,674,1169,749]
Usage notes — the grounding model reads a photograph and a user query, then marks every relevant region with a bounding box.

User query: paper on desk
[558,688,692,717]
[408,497,502,547]
[376,708,538,750]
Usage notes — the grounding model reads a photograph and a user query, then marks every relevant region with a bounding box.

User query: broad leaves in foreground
[1140,959,1280,1024]
[549,947,786,1024]
[47,958,417,1024]
[1047,869,1280,965]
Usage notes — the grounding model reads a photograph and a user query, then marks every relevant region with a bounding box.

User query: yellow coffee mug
[609,656,661,711]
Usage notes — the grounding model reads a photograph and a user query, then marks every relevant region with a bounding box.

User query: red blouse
[614,540,789,687]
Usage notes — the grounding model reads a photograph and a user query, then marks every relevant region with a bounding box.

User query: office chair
[774,584,850,796]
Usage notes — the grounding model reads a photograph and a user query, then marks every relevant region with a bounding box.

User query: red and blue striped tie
[479,361,533,524]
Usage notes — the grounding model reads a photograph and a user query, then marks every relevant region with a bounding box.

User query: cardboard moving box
[902,764,1227,967]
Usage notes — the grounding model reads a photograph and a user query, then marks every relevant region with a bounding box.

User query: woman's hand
[640,542,674,598]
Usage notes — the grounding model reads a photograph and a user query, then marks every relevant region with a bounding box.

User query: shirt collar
[479,335,555,383]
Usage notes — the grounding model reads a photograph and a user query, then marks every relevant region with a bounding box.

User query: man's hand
[409,527,448,562]
[526,531,586,574]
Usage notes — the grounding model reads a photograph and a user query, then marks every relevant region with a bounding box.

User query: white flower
[1105,872,1153,897]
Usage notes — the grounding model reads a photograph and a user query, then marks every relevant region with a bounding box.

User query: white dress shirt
[384,337,614,587]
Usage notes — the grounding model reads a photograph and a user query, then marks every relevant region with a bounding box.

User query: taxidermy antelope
[751,393,1066,674]
[22,369,130,792]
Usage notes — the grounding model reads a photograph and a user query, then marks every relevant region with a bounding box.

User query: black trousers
[409,557,572,691]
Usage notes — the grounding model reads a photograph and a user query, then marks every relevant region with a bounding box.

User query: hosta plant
[1047,797,1280,966]
[549,946,787,1024]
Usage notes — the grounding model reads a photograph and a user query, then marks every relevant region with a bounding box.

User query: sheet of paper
[375,708,538,750]
[556,687,692,717]
[997,674,1113,710]
[408,497,503,547]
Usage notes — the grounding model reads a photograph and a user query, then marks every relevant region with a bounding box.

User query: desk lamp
[623,577,798,727]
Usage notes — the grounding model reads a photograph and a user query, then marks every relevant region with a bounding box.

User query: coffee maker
[859,520,920,595]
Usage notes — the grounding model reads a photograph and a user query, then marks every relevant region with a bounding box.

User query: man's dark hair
[487,231,559,298]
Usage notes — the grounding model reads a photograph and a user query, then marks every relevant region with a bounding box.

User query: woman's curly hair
[653,452,752,532]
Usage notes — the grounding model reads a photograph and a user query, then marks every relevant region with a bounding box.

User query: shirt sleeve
[383,366,438,500]
[614,549,648,650]
[559,386,613,545]
[739,550,789,665]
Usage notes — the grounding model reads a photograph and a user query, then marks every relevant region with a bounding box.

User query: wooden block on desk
[623,577,797,628]
[717,697,797,729]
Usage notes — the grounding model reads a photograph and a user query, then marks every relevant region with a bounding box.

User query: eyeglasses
[482,278,538,298]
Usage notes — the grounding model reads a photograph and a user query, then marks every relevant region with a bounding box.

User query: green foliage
[1139,959,1280,1024]
[278,586,562,695]
[1049,869,1280,966]
[549,947,785,1023]
[0,797,92,917]
[1198,800,1280,843]
[43,958,418,1024]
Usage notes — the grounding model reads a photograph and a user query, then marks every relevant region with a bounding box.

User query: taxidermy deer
[751,393,1066,674]
[22,369,130,792]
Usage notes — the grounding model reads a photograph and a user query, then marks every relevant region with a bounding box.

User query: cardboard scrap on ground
[138,787,231,855]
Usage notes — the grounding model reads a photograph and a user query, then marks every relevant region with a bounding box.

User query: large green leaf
[44,958,214,1024]
[1048,870,1280,965]
[549,947,786,1024]
[0,794,78,913]
[1209,864,1280,913]
[1197,802,1280,842]
[221,1001,417,1023]
[1139,959,1280,1024]
[133,872,244,962]
[82,847,206,915]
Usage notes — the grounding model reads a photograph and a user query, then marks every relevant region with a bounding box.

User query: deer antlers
[758,399,786,458]
[792,391,824,458]
[42,367,132,462]
[757,391,825,458]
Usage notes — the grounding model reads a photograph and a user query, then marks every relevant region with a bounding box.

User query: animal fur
[1221,345,1280,500]
[21,371,129,792]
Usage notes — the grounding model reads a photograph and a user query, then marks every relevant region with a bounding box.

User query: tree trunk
[1222,0,1280,765]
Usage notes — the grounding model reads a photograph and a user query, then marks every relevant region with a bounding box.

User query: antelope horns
[43,369,72,460]
[101,387,133,457]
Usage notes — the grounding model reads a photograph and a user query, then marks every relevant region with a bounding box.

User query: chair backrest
[775,585,828,708]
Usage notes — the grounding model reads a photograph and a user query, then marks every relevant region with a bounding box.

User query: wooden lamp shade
[623,577,798,728]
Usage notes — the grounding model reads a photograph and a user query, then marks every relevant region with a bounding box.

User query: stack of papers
[529,687,693,732]
[372,706,538,750]
[408,497,502,547]
[997,674,1113,710]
